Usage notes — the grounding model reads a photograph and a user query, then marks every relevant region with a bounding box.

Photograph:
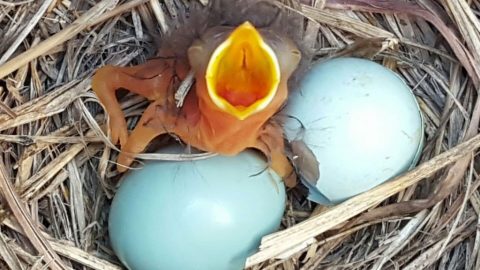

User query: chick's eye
[291,50,301,56]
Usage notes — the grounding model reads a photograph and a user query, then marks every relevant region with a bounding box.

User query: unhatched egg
[108,147,286,270]
[283,57,424,205]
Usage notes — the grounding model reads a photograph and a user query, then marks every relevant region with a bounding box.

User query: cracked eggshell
[108,147,286,270]
[284,57,424,205]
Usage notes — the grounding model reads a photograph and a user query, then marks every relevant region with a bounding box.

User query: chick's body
[91,1,305,187]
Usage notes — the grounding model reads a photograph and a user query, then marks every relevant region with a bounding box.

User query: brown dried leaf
[290,140,320,186]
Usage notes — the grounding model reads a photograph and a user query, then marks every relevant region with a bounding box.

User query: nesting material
[0,1,480,270]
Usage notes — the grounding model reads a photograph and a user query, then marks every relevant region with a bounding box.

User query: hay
[0,0,479,269]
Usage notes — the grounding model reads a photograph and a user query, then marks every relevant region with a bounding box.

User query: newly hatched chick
[92,0,310,187]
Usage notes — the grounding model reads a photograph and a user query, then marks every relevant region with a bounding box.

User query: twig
[90,0,150,26]
[175,70,195,107]
[0,0,33,7]
[0,134,102,145]
[49,241,122,270]
[403,222,476,269]
[436,156,473,258]
[0,0,55,65]
[324,0,480,87]
[0,231,23,270]
[0,100,16,118]
[2,217,121,270]
[371,210,429,270]
[149,0,169,33]
[0,157,68,270]
[245,132,480,267]
[0,0,117,79]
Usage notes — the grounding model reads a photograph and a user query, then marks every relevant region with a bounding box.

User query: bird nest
[1,0,480,269]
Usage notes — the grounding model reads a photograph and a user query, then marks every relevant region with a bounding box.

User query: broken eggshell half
[283,57,424,205]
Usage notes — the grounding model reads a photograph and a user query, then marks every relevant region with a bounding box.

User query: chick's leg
[254,123,297,188]
[91,57,189,146]
[116,101,170,172]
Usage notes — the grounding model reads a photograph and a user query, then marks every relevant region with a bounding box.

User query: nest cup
[0,1,479,270]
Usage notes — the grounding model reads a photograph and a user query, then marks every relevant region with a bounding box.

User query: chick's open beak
[206,21,280,120]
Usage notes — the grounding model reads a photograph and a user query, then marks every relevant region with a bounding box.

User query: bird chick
[91,0,308,187]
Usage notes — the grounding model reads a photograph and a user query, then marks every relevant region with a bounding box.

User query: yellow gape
[205,21,281,120]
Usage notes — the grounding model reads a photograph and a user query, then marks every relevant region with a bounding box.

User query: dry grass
[0,0,480,269]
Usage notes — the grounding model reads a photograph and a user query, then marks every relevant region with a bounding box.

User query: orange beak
[205,21,281,120]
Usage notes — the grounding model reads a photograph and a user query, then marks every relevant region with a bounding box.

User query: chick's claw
[254,123,298,188]
[116,102,173,172]
[109,116,129,147]
[271,152,297,188]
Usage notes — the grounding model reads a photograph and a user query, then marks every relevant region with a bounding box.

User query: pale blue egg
[108,148,286,270]
[284,57,424,205]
